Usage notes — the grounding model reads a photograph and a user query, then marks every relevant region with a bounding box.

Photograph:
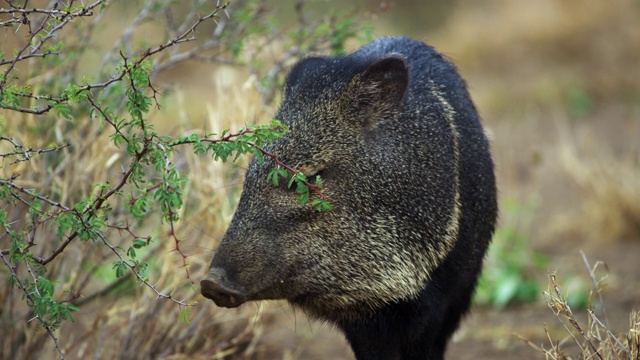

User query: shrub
[0,1,364,358]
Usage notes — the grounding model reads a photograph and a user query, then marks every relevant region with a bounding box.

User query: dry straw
[521,251,640,360]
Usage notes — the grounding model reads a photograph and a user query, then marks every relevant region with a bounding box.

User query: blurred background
[1,0,639,359]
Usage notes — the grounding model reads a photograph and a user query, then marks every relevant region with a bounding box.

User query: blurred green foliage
[475,197,546,308]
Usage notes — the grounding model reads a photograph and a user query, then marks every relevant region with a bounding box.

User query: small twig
[545,271,591,356]
[248,142,330,201]
[581,251,610,328]
[38,233,78,265]
[153,140,193,282]
[581,251,631,359]
[174,126,329,201]
[108,222,151,243]
[0,103,53,115]
[1,1,107,90]
[515,331,547,354]
[588,309,631,358]
[3,1,228,116]
[86,95,130,146]
[0,50,60,66]
[100,0,157,67]
[0,7,95,17]
[0,136,70,164]
[0,178,71,211]
[96,232,188,306]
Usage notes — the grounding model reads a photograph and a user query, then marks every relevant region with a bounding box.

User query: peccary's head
[201,49,462,321]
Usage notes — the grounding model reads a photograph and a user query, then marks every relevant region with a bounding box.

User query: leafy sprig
[0,1,363,358]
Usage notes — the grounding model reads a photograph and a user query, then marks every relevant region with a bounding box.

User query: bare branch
[0,7,95,17]
[0,50,61,66]
[0,1,109,89]
[0,177,71,211]
[0,136,70,163]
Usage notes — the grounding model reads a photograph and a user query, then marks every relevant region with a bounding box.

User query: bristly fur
[202,37,497,360]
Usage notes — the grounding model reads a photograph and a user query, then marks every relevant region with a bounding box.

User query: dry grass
[425,1,640,247]
[550,124,640,242]
[428,0,640,115]
[521,253,640,360]
[0,66,283,359]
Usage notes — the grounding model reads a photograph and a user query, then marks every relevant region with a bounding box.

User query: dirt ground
[449,241,640,360]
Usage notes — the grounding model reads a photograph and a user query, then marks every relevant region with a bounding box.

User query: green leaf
[294,181,309,195]
[297,191,309,205]
[179,307,191,325]
[133,238,147,249]
[52,101,72,119]
[48,40,64,52]
[277,168,288,180]
[36,277,55,296]
[254,149,264,163]
[312,198,333,212]
[112,261,128,278]
[269,169,280,186]
[288,173,306,189]
[136,262,149,279]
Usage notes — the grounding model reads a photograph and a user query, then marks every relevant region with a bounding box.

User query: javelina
[201,37,497,360]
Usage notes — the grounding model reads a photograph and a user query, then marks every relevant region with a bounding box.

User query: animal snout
[200,269,247,308]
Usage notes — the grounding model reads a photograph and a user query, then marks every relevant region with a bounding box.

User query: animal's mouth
[200,278,247,308]
[200,270,287,308]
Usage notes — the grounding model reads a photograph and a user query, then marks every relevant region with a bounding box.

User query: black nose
[200,270,247,308]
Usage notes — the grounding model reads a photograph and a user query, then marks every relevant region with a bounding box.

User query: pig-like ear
[348,55,409,127]
[283,56,328,98]
[361,55,408,105]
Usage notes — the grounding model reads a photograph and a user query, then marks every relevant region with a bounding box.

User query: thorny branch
[1,6,233,354]
[0,1,106,89]
[0,136,70,164]
[1,1,230,113]
[174,127,330,201]
[1,0,232,264]
[0,176,71,211]
[154,140,194,283]
[96,232,189,306]
[248,142,330,201]
[0,250,65,360]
